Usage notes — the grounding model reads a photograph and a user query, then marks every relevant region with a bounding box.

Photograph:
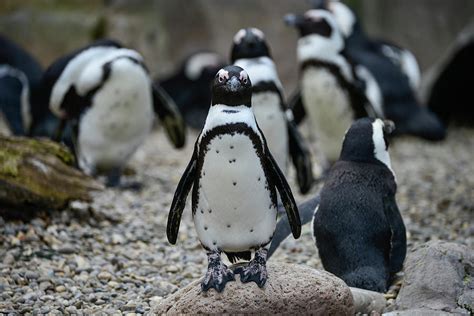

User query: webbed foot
[234,248,268,288]
[201,251,235,292]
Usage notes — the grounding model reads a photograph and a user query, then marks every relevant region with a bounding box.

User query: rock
[394,241,474,315]
[0,136,103,213]
[153,263,354,315]
[350,287,386,314]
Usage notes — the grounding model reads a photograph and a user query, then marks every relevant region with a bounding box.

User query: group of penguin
[0,0,469,295]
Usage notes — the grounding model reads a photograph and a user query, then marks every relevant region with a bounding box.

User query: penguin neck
[202,104,258,136]
[297,34,343,63]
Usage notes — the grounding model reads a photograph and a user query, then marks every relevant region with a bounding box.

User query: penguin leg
[105,168,122,188]
[201,250,235,293]
[234,247,268,288]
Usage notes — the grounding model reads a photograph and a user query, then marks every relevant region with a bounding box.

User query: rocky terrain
[0,125,473,315]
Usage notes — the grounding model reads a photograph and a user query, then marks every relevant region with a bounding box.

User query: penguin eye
[218,76,225,83]
[242,78,248,84]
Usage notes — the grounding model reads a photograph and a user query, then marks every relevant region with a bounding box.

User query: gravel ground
[0,125,473,315]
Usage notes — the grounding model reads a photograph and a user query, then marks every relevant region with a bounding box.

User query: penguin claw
[201,264,235,293]
[234,260,268,288]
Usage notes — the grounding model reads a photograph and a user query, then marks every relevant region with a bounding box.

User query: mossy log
[0,135,103,210]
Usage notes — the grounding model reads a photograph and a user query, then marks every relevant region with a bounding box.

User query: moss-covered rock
[0,135,103,211]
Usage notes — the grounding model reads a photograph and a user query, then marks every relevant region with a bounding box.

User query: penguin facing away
[284,9,379,163]
[158,51,225,129]
[44,39,186,187]
[167,65,301,292]
[326,0,445,140]
[231,27,314,194]
[313,117,406,292]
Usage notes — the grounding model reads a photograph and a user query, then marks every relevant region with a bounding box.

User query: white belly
[78,69,153,174]
[301,67,353,162]
[252,91,288,174]
[194,132,277,252]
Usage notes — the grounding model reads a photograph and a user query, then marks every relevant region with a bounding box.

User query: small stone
[166,265,179,273]
[107,281,120,288]
[98,271,112,282]
[111,233,126,245]
[55,285,66,293]
[39,281,52,291]
[25,271,39,280]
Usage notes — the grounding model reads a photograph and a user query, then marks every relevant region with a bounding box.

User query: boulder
[154,263,354,315]
[350,287,386,314]
[394,241,474,315]
[0,136,102,213]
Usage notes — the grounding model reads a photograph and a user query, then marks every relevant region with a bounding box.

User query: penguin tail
[267,194,321,259]
[341,266,388,293]
[225,251,252,263]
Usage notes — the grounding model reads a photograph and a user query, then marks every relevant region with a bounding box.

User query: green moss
[0,150,19,177]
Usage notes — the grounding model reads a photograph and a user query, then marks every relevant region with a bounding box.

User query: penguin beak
[383,120,396,135]
[227,76,241,92]
[284,14,304,27]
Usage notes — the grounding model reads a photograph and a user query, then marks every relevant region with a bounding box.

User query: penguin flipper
[384,195,407,275]
[288,88,306,125]
[266,150,301,239]
[287,120,314,194]
[268,194,320,258]
[166,150,197,244]
[152,83,186,148]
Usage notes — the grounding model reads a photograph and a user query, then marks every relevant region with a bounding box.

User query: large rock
[154,263,354,315]
[394,241,474,315]
[0,136,102,213]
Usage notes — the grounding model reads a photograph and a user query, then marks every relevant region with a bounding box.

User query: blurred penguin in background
[41,39,186,187]
[325,0,446,140]
[158,51,225,130]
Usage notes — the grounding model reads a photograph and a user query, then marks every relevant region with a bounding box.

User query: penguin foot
[234,248,268,288]
[201,251,235,293]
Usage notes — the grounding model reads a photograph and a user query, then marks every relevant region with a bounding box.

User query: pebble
[55,285,66,293]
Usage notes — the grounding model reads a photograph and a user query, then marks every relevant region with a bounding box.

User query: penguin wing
[286,119,314,194]
[166,148,197,244]
[383,194,407,275]
[265,148,301,239]
[0,74,27,135]
[152,83,186,148]
[288,88,306,125]
[268,194,320,258]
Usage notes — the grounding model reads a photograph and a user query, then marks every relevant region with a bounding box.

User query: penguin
[167,65,301,292]
[158,51,225,129]
[284,9,380,164]
[326,0,446,140]
[0,35,43,136]
[230,27,313,194]
[268,117,407,293]
[43,39,186,187]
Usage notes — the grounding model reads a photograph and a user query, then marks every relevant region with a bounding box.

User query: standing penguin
[231,27,313,194]
[158,51,225,129]
[167,65,301,292]
[44,39,185,187]
[326,0,445,140]
[313,118,406,292]
[284,9,380,164]
[268,118,406,293]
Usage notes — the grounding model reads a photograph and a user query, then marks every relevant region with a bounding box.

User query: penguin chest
[78,69,153,172]
[194,132,277,252]
[301,66,354,162]
[252,91,289,174]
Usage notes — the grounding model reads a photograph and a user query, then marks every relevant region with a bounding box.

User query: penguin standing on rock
[167,66,301,292]
[285,9,380,164]
[231,27,313,194]
[158,51,225,129]
[43,39,185,187]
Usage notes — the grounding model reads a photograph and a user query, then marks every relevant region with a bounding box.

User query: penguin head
[284,9,337,38]
[183,51,224,81]
[340,118,395,169]
[230,28,271,62]
[211,65,252,107]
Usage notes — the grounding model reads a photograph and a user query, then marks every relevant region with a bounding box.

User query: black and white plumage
[43,39,186,187]
[327,0,445,140]
[230,27,313,194]
[0,35,43,136]
[269,118,406,293]
[158,51,225,129]
[285,9,380,163]
[167,65,301,292]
